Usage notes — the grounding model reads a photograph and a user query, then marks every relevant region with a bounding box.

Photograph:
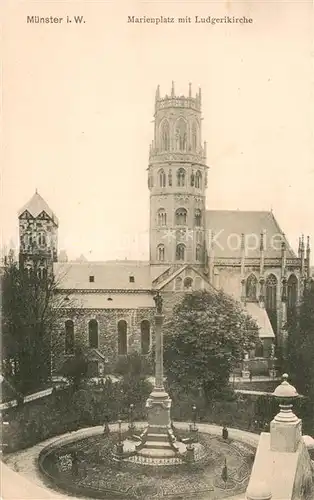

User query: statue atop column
[154,291,163,314]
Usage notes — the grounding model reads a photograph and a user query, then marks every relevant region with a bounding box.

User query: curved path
[1,422,259,500]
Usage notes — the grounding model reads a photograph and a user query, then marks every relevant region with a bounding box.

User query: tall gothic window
[157,208,167,226]
[88,319,99,348]
[196,244,202,261]
[195,209,201,227]
[161,120,170,151]
[168,169,172,186]
[117,320,127,355]
[246,274,258,301]
[159,169,166,187]
[141,320,150,355]
[175,118,187,151]
[65,320,74,355]
[157,244,165,261]
[175,208,187,225]
[176,243,185,261]
[192,122,197,151]
[266,274,278,334]
[287,274,298,320]
[177,168,186,187]
[195,171,202,189]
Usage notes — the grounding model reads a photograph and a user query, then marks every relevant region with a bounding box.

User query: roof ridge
[206,209,272,214]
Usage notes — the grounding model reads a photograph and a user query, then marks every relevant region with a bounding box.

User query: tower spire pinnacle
[171,80,175,97]
[155,84,160,102]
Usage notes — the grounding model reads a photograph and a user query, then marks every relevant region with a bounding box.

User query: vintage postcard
[1,1,314,499]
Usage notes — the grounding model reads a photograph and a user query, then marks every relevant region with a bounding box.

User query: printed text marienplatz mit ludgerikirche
[127,16,253,25]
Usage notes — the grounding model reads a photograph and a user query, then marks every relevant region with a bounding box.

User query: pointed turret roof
[18,191,58,225]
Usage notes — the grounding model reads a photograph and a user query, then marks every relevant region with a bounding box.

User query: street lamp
[128,403,135,432]
[192,404,197,429]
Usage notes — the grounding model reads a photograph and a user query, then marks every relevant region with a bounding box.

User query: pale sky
[1,0,313,263]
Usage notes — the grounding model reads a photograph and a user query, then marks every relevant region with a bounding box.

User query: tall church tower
[148,82,209,269]
[18,191,58,277]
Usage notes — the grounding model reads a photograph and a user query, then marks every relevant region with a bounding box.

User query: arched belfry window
[161,120,170,151]
[195,209,201,227]
[176,243,185,261]
[38,232,46,247]
[287,274,298,318]
[157,208,167,226]
[175,208,187,225]
[158,169,166,188]
[265,274,278,334]
[117,320,127,355]
[88,319,98,348]
[157,244,165,261]
[65,320,74,355]
[246,274,258,301]
[195,171,202,189]
[141,320,150,355]
[196,244,202,261]
[175,118,187,151]
[192,122,198,151]
[177,168,186,187]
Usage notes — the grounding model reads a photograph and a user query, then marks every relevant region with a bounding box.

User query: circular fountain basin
[37,424,256,499]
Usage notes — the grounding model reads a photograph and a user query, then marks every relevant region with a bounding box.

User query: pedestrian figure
[103,415,110,436]
[249,371,253,382]
[222,425,228,440]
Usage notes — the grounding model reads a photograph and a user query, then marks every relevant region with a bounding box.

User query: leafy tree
[60,347,88,391]
[1,250,75,394]
[113,351,153,378]
[163,290,260,401]
[286,279,314,399]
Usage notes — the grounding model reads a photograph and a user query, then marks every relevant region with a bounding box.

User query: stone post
[270,374,302,453]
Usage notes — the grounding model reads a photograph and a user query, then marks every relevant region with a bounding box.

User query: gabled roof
[54,261,152,291]
[18,191,58,225]
[155,264,215,292]
[206,210,296,259]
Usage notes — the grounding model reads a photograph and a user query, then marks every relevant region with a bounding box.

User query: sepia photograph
[1,1,314,499]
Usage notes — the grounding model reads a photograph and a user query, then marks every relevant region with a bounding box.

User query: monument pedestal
[137,388,183,459]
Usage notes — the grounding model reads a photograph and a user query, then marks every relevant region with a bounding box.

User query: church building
[18,83,312,377]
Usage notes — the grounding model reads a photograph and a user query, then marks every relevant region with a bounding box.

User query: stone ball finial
[246,481,272,500]
[273,373,298,399]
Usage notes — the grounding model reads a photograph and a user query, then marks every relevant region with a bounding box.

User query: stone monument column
[146,292,172,428]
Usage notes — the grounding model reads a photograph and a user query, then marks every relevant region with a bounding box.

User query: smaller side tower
[18,191,58,277]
